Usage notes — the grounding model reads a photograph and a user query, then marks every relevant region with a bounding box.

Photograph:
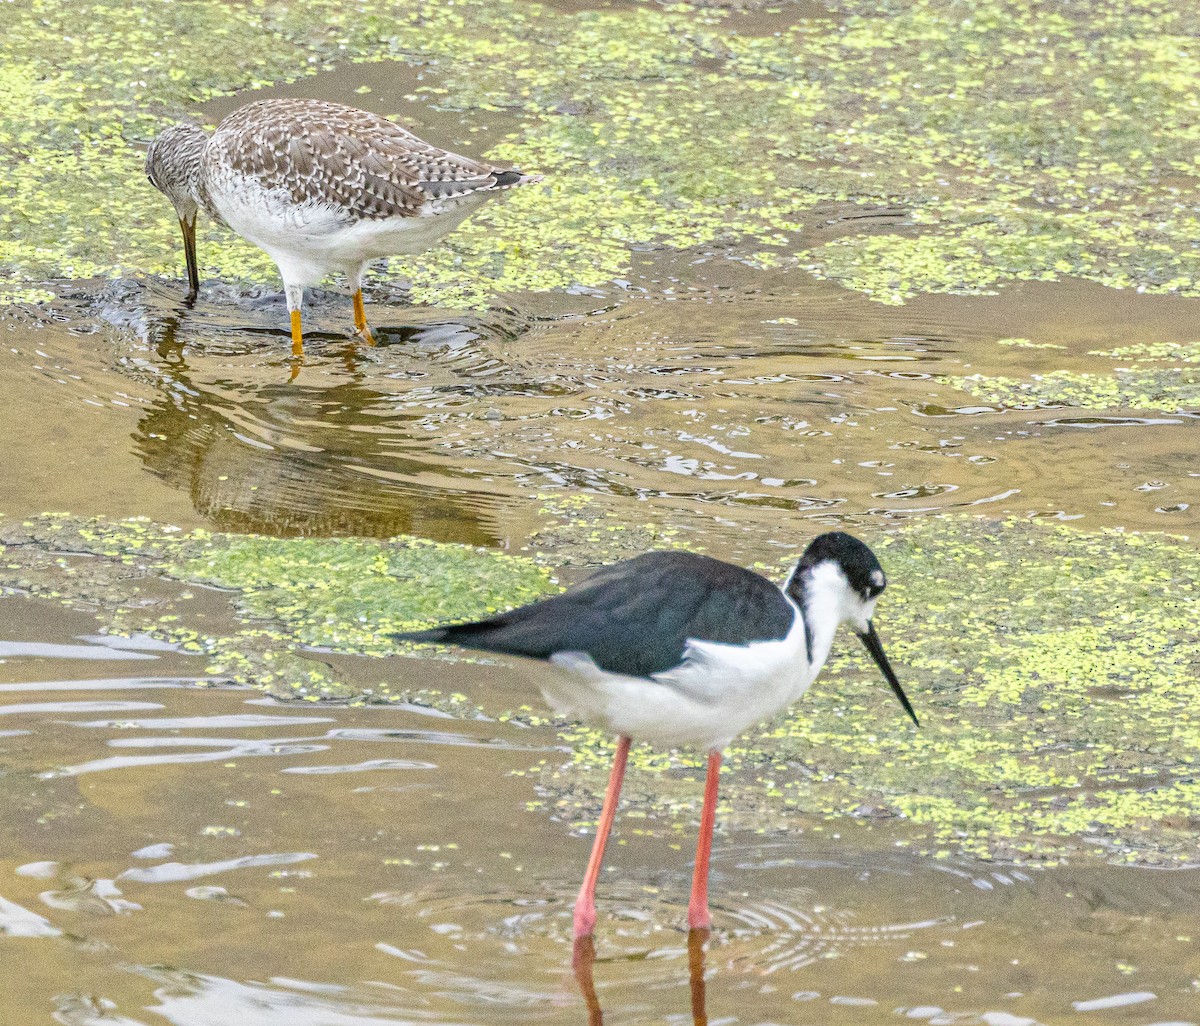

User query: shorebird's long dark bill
[179,215,199,301]
[859,622,919,727]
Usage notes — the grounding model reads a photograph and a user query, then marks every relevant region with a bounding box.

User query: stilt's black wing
[392,551,796,678]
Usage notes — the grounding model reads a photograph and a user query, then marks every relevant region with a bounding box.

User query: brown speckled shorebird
[145,98,541,355]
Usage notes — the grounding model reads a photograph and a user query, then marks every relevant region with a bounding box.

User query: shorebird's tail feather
[414,168,541,203]
[491,169,542,189]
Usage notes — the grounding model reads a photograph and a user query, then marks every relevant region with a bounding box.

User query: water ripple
[118,852,318,885]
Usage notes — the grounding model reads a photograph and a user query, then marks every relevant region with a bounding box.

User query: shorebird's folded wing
[207,98,527,222]
[394,551,795,679]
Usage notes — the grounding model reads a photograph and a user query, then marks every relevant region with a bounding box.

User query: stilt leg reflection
[572,934,603,1026]
[570,928,709,1026]
[688,928,709,1026]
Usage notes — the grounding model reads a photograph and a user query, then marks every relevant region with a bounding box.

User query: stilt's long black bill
[859,622,919,727]
[179,216,199,302]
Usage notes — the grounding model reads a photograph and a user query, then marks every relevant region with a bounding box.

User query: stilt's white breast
[541,601,813,751]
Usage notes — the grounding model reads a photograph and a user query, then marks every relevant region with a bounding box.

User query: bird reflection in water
[573,929,710,1026]
[126,300,508,545]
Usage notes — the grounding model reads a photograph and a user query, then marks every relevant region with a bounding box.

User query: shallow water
[3,596,1199,1025]
[6,261,1200,1025]
[4,25,1200,1025]
[9,266,1199,552]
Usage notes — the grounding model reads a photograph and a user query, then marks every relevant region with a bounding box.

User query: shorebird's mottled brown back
[205,99,529,222]
[145,97,541,338]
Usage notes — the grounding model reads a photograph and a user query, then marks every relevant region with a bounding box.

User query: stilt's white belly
[542,609,814,751]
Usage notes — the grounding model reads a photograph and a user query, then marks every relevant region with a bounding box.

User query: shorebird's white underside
[542,601,813,751]
[207,171,494,287]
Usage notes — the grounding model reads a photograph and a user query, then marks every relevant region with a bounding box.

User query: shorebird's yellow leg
[352,290,377,346]
[290,310,304,357]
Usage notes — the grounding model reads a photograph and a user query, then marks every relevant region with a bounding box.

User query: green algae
[7,0,1200,308]
[795,1,1200,302]
[952,369,1200,412]
[0,512,555,706]
[3,511,1199,863]
[950,340,1200,412]
[175,533,553,649]
[1091,340,1200,363]
[533,517,1200,866]
[523,493,697,568]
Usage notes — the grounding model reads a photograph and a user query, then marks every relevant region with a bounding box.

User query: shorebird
[145,98,541,355]
[395,532,918,940]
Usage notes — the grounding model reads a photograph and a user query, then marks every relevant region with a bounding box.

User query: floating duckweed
[7,1,1200,306]
[951,339,1200,411]
[538,516,1200,866]
[173,533,554,648]
[997,338,1067,350]
[4,511,1199,864]
[525,493,694,567]
[1089,341,1200,363]
[0,512,555,707]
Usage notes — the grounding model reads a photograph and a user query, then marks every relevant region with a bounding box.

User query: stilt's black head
[788,532,918,727]
[795,531,887,600]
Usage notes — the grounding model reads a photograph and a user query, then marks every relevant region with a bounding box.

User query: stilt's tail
[391,627,454,644]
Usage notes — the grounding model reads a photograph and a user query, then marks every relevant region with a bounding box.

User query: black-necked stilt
[395,531,918,939]
[145,99,541,355]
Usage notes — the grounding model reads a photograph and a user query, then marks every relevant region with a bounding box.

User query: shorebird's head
[146,123,209,300]
[787,531,919,726]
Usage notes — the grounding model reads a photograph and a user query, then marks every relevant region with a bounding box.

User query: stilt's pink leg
[687,749,722,931]
[574,735,631,939]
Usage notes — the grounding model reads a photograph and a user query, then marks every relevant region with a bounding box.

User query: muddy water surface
[9,268,1199,548]
[3,42,1200,1026]
[3,596,1199,1025]
[4,261,1200,1021]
